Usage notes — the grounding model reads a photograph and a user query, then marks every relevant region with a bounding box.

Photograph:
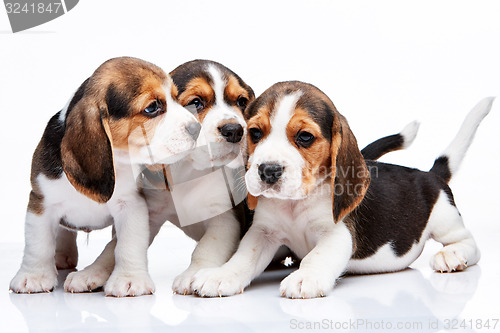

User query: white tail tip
[467,97,495,121]
[400,120,420,149]
[442,96,495,176]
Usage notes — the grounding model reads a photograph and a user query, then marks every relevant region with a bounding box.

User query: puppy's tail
[430,97,495,183]
[361,121,420,160]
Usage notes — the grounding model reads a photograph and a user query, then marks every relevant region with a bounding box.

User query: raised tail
[430,97,495,183]
[361,121,420,160]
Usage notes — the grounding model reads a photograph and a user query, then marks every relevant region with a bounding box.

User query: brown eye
[296,131,315,148]
[249,127,263,143]
[142,100,163,118]
[236,97,248,109]
[186,98,204,113]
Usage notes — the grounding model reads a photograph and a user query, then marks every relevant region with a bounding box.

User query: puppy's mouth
[246,176,307,200]
[257,186,307,200]
[189,141,243,169]
[257,184,284,197]
[142,142,196,165]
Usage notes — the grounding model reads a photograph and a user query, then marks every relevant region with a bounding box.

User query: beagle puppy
[167,60,254,294]
[60,60,256,296]
[190,81,492,298]
[10,57,201,297]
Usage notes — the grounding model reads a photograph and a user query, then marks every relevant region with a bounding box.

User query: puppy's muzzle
[219,123,244,143]
[258,163,284,184]
[186,122,202,140]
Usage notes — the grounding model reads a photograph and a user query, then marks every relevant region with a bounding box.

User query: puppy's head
[245,81,370,222]
[170,60,254,169]
[60,57,200,202]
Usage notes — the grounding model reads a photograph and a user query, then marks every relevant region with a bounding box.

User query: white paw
[64,267,111,293]
[104,271,155,297]
[431,249,468,273]
[55,251,78,270]
[279,270,333,299]
[191,267,247,297]
[10,268,58,294]
[172,269,198,295]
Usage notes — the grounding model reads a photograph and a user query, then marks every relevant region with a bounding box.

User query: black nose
[258,163,283,184]
[186,122,201,140]
[219,123,244,143]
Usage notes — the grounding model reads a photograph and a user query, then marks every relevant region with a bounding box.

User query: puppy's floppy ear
[61,92,115,203]
[331,113,370,222]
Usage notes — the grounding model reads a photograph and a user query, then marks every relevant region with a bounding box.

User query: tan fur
[287,107,331,194]
[225,75,252,111]
[177,77,214,122]
[331,113,370,222]
[28,142,49,215]
[108,114,162,151]
[247,193,259,210]
[169,77,179,100]
[245,106,273,210]
[27,189,44,215]
[246,108,272,157]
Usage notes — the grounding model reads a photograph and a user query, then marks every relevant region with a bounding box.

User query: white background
[0,1,499,331]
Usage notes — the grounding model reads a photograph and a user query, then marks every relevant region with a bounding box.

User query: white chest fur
[36,161,142,231]
[253,182,338,259]
[37,173,112,231]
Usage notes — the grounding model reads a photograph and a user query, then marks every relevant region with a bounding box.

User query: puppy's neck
[259,179,331,212]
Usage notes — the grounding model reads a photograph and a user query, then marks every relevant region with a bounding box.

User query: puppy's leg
[55,227,78,270]
[10,212,59,293]
[172,211,240,295]
[148,211,166,245]
[428,195,480,272]
[191,225,282,297]
[104,198,155,297]
[64,233,116,293]
[64,210,167,293]
[280,221,352,299]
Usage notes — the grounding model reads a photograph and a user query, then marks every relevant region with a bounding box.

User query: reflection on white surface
[281,267,480,329]
[2,227,499,332]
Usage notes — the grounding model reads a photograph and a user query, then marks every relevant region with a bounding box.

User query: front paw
[64,267,111,293]
[191,267,247,297]
[10,268,58,294]
[104,271,155,297]
[172,269,198,295]
[280,269,334,299]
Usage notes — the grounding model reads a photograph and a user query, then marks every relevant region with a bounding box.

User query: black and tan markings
[245,80,462,261]
[28,57,176,213]
[170,60,255,123]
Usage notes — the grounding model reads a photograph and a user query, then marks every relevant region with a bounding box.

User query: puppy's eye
[186,98,204,113]
[249,128,264,143]
[296,131,315,147]
[142,100,163,118]
[236,97,248,109]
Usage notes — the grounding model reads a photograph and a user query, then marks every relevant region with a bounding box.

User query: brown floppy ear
[331,113,370,222]
[247,192,258,210]
[61,96,115,203]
